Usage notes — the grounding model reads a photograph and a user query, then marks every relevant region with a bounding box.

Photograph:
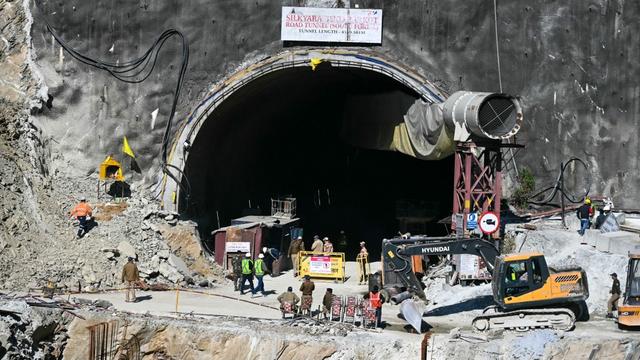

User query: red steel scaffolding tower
[451,141,503,237]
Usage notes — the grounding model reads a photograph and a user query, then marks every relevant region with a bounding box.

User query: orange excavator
[617,251,640,329]
[382,236,589,331]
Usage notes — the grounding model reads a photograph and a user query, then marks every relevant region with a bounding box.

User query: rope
[23,286,280,311]
[493,0,503,93]
[493,0,522,184]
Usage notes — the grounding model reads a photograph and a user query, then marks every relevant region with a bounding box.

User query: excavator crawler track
[472,305,576,332]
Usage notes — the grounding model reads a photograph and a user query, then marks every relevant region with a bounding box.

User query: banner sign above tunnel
[281,7,382,44]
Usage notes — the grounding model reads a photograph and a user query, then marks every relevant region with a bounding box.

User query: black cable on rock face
[40,6,191,203]
[527,157,591,206]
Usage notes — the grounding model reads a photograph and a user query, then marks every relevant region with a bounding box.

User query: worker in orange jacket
[70,196,93,238]
[363,285,385,328]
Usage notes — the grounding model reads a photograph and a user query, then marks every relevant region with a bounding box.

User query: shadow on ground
[135,295,152,302]
[423,295,494,317]
[398,313,433,333]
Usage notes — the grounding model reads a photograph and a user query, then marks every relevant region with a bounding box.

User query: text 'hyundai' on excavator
[381,236,589,332]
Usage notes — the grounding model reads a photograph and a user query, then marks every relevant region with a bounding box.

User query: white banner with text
[281,7,382,44]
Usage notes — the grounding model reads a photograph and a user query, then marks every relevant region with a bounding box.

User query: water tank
[442,91,523,140]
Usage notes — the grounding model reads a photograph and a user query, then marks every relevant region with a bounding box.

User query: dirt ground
[74,261,419,331]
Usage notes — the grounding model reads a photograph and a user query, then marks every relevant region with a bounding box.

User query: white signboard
[226,242,250,253]
[281,7,382,44]
[459,254,478,276]
[309,256,332,274]
[479,212,500,234]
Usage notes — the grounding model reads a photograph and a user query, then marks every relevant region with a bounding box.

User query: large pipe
[442,91,523,140]
[391,290,413,305]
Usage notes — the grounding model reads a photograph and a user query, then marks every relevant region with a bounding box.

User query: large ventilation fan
[442,91,523,140]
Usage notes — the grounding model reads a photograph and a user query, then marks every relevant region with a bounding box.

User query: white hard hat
[297,236,302,240]
[258,253,264,259]
[245,252,251,258]
[79,196,86,201]
[323,237,329,241]
[262,247,268,253]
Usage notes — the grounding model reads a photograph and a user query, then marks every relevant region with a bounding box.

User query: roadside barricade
[298,251,345,282]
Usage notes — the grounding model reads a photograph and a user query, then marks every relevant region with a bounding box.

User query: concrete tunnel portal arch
[162,49,471,254]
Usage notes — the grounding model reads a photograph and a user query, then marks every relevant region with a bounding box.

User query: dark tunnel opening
[182,64,453,258]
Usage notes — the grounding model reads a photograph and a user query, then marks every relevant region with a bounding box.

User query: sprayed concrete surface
[27,0,640,207]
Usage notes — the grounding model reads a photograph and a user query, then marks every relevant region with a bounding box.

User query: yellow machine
[475,252,589,331]
[382,237,589,331]
[618,252,640,329]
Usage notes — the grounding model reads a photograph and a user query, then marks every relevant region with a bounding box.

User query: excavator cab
[618,252,640,329]
[493,252,588,314]
[493,253,550,309]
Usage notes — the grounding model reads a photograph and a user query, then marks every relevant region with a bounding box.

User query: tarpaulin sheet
[341,94,454,160]
[403,100,455,160]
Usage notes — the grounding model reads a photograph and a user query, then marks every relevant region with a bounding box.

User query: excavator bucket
[400,298,425,333]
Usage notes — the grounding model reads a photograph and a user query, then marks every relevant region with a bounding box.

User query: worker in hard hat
[70,196,93,238]
[262,246,281,274]
[240,253,255,295]
[576,198,594,236]
[287,236,305,277]
[253,253,268,297]
[595,205,611,230]
[323,237,333,253]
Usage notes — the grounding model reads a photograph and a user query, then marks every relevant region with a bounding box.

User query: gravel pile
[0,159,223,292]
[0,299,70,359]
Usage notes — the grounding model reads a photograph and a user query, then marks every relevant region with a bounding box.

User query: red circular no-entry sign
[479,212,500,234]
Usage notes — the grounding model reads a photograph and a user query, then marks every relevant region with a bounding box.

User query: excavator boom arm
[382,236,499,300]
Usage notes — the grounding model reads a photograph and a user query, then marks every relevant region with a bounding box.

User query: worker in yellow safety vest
[254,253,268,297]
[240,253,255,295]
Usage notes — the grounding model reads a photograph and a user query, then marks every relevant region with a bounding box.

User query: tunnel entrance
[181,64,453,257]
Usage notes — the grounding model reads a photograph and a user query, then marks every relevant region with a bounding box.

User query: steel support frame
[451,141,502,237]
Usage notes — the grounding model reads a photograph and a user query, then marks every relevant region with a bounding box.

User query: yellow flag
[309,58,323,71]
[122,136,135,158]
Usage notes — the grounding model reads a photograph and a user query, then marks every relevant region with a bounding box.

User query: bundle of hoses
[527,157,591,206]
[41,9,192,202]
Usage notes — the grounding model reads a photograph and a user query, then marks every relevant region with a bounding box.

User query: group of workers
[287,234,369,280]
[576,199,624,319]
[275,276,317,316]
[287,235,337,276]
[576,197,613,235]
[275,276,384,327]
[232,251,269,296]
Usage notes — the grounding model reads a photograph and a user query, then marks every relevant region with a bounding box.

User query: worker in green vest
[254,253,268,297]
[240,253,255,295]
